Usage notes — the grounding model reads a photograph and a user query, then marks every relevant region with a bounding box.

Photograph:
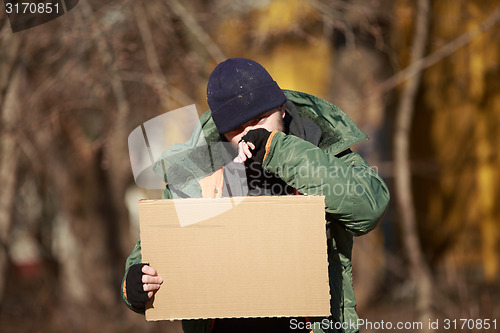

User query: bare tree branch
[132,1,173,110]
[166,0,226,63]
[78,1,130,123]
[77,0,131,190]
[133,2,163,76]
[379,4,500,94]
[307,0,357,49]
[118,71,195,107]
[393,0,434,326]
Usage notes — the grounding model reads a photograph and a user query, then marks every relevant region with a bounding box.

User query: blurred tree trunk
[50,131,121,329]
[393,0,434,324]
[0,31,22,301]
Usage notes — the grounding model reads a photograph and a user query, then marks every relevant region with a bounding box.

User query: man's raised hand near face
[234,128,272,164]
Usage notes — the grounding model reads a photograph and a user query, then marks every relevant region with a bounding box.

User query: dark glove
[125,263,149,310]
[242,128,272,164]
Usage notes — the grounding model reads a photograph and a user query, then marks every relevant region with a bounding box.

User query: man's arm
[122,240,164,315]
[263,131,390,236]
[121,185,172,313]
[121,240,146,313]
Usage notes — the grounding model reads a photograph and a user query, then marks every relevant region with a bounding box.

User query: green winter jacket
[121,90,390,333]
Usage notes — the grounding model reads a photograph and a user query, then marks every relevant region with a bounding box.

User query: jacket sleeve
[121,185,174,313]
[263,131,390,236]
[121,239,145,313]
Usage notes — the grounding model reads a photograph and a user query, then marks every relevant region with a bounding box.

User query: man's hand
[234,128,271,164]
[233,139,255,163]
[125,263,163,310]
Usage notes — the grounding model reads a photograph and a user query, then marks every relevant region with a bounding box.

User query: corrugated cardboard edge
[139,195,331,321]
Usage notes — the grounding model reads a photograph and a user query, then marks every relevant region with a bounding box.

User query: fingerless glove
[125,263,149,310]
[242,128,272,165]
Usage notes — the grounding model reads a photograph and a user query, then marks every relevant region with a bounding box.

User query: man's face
[223,106,285,150]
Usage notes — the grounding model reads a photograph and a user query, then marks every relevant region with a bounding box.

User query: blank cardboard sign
[138,195,330,321]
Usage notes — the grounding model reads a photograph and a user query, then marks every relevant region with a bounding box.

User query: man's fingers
[141,265,163,298]
[242,143,253,158]
[143,283,161,292]
[142,274,163,284]
[233,147,244,163]
[141,265,157,276]
[240,140,255,152]
[235,141,254,163]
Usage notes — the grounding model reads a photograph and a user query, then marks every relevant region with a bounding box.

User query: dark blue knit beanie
[207,58,287,134]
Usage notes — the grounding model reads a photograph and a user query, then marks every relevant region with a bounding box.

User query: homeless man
[121,58,390,333]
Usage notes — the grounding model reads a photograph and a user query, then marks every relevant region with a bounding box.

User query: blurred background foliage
[0,0,499,332]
